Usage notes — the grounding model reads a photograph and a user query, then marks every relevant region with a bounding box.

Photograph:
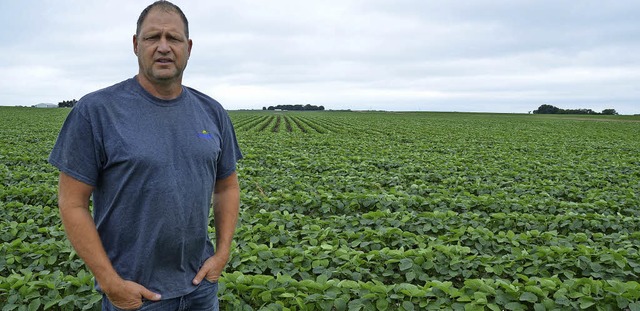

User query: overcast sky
[1,1,639,114]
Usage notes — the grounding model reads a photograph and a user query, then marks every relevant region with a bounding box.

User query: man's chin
[152,74,181,84]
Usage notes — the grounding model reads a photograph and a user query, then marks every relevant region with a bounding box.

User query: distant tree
[562,108,596,115]
[534,104,618,115]
[58,99,77,108]
[533,104,561,114]
[262,107,267,110]
[266,104,324,111]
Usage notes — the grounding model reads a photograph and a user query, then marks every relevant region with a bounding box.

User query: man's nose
[157,37,170,53]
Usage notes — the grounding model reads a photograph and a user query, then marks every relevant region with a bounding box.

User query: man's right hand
[104,278,162,310]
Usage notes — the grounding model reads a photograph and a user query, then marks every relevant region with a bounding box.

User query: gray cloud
[1,0,638,114]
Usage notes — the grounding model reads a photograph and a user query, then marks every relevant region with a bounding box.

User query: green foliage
[265,104,325,111]
[57,100,77,108]
[533,104,618,115]
[1,107,640,309]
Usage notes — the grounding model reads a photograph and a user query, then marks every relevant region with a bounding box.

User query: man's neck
[136,75,183,100]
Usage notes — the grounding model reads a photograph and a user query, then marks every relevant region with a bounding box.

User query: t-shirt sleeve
[216,112,243,180]
[48,106,102,186]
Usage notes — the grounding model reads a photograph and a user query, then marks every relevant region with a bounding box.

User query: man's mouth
[156,58,173,64]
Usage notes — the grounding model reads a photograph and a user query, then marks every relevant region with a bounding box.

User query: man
[48,1,242,310]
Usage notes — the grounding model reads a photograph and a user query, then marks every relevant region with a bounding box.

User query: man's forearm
[212,172,240,258]
[58,172,122,292]
[213,188,240,257]
[192,173,240,284]
[59,205,121,290]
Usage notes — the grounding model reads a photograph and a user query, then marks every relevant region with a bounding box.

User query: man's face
[134,8,192,86]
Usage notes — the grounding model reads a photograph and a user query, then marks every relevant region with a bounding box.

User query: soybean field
[1,107,640,310]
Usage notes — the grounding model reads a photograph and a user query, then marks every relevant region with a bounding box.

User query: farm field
[1,106,640,310]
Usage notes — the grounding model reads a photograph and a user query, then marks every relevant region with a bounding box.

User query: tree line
[533,104,617,115]
[58,99,78,108]
[263,104,325,111]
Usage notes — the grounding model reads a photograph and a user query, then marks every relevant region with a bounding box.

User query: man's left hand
[192,252,229,285]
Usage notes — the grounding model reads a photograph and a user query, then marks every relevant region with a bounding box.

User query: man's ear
[133,34,138,55]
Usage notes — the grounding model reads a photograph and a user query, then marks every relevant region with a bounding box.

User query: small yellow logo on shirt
[198,130,213,139]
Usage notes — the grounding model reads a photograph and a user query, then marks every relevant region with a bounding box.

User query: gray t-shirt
[48,77,242,299]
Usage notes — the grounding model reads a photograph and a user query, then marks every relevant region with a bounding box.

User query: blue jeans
[102,280,219,311]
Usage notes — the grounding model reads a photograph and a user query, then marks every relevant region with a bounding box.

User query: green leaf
[47,255,57,265]
[2,304,18,311]
[533,303,545,311]
[269,235,279,244]
[504,302,527,311]
[58,295,76,306]
[473,292,488,304]
[334,298,348,311]
[520,292,538,303]
[338,280,359,289]
[401,301,415,311]
[406,271,416,282]
[259,290,272,302]
[578,297,595,309]
[28,299,41,311]
[628,302,640,311]
[555,296,571,306]
[399,258,413,271]
[376,298,389,311]
[44,299,60,310]
[348,299,365,311]
[82,294,102,310]
[568,291,584,299]
[316,274,328,284]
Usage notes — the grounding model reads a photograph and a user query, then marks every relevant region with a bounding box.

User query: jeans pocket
[103,296,144,311]
[109,303,134,311]
[113,305,139,311]
[203,277,218,284]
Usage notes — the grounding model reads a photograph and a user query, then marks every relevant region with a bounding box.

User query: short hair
[136,1,189,38]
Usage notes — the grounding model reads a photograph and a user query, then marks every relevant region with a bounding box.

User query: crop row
[232,113,342,134]
[241,187,640,218]
[228,239,639,285]
[220,272,640,311]
[4,203,639,288]
[235,211,640,264]
[4,268,639,311]
[239,209,640,241]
